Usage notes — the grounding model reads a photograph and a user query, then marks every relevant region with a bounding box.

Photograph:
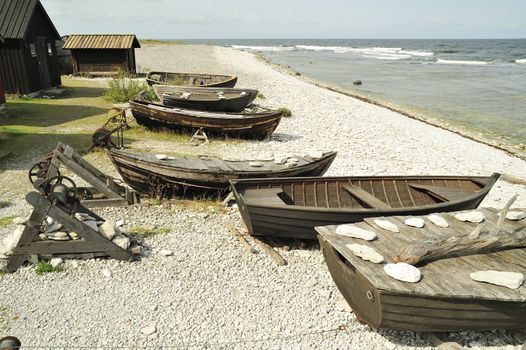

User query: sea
[184,39,526,153]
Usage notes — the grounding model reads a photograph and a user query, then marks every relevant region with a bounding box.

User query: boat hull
[230,174,499,240]
[319,236,526,331]
[130,99,282,140]
[146,71,237,88]
[108,151,336,197]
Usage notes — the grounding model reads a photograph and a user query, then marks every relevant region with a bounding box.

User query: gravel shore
[1,44,525,349]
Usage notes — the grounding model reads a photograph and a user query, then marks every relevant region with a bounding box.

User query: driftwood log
[225,223,256,254]
[393,196,523,265]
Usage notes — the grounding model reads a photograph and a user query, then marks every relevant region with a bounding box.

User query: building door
[35,37,52,89]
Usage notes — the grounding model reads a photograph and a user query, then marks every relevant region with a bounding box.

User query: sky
[42,0,526,39]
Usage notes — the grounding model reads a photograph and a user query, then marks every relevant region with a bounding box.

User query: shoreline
[253,52,526,161]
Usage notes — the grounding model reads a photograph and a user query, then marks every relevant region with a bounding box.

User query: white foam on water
[231,45,294,52]
[436,59,488,65]
[363,54,411,60]
[400,50,434,57]
[516,58,526,64]
[295,45,433,60]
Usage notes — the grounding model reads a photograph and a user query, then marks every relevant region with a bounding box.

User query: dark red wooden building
[63,34,141,75]
[0,0,62,94]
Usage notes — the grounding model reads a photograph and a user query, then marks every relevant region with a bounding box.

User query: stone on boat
[155,154,168,160]
[309,151,324,159]
[427,214,449,228]
[84,220,99,232]
[99,221,116,240]
[45,222,63,233]
[255,154,274,162]
[374,219,399,233]
[223,156,245,162]
[75,213,96,221]
[505,211,526,221]
[384,263,421,283]
[287,157,299,163]
[112,235,130,250]
[455,211,485,223]
[249,161,264,167]
[405,218,425,228]
[346,244,384,263]
[470,270,524,289]
[336,224,377,241]
[274,155,288,164]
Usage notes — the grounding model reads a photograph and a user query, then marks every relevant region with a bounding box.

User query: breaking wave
[436,59,488,66]
[516,58,526,64]
[231,45,294,52]
[295,45,433,60]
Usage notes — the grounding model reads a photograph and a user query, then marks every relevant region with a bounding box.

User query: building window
[30,43,37,57]
[47,43,53,55]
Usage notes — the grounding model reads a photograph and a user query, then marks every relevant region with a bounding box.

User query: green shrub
[257,92,266,100]
[278,107,292,117]
[0,216,15,228]
[129,226,171,236]
[35,261,61,275]
[166,76,186,86]
[104,73,148,103]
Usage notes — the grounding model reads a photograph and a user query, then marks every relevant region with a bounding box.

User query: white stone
[3,225,25,252]
[223,156,245,162]
[346,244,384,264]
[155,154,168,160]
[54,231,69,238]
[50,258,63,268]
[285,162,298,168]
[455,211,485,223]
[38,234,48,241]
[374,219,399,233]
[45,222,63,233]
[112,235,130,250]
[470,270,524,289]
[45,216,55,225]
[274,155,288,164]
[75,213,96,221]
[101,269,112,278]
[505,211,526,221]
[69,232,80,240]
[405,218,425,228]
[427,214,449,228]
[335,299,352,312]
[384,263,421,283]
[99,221,116,240]
[255,154,273,161]
[308,151,324,159]
[140,325,157,336]
[287,157,299,163]
[305,278,318,288]
[249,161,264,167]
[336,224,377,241]
[115,219,125,227]
[159,249,173,256]
[70,261,79,269]
[12,217,27,225]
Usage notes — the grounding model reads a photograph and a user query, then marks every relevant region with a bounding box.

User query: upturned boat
[146,71,237,88]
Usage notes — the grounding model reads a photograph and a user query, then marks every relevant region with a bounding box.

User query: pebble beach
[1,43,526,349]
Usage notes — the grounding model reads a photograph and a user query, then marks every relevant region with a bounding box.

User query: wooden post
[254,237,287,266]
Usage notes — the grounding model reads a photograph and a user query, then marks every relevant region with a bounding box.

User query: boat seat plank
[342,184,392,210]
[243,188,288,206]
[315,207,526,302]
[408,183,473,202]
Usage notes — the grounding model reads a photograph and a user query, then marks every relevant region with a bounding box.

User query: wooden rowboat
[107,149,337,197]
[153,85,258,112]
[130,91,282,140]
[146,71,237,88]
[316,208,526,331]
[229,174,500,240]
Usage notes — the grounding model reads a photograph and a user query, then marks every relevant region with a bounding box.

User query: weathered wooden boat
[153,85,258,112]
[146,71,237,88]
[107,149,337,197]
[230,174,500,240]
[316,208,526,331]
[130,91,282,140]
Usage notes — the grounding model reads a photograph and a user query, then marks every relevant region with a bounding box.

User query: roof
[63,34,141,50]
[0,0,60,40]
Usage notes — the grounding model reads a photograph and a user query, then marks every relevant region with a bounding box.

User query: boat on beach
[316,207,526,331]
[146,71,238,88]
[107,148,337,197]
[129,91,283,140]
[153,85,258,112]
[229,174,500,240]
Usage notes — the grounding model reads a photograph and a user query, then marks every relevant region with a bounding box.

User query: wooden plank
[408,183,471,202]
[225,224,256,254]
[243,188,287,206]
[254,237,287,266]
[342,184,391,209]
[15,241,120,254]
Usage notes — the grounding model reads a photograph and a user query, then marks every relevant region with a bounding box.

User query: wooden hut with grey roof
[0,0,62,94]
[63,34,141,76]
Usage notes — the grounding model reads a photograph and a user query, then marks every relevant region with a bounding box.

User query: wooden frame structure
[41,143,138,207]
[5,190,134,273]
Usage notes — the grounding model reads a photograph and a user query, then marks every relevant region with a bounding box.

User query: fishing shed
[63,34,141,76]
[0,0,62,94]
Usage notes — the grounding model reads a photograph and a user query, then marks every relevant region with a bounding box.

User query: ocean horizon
[182,38,526,154]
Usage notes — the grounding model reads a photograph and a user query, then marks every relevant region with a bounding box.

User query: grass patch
[35,261,62,275]
[170,199,226,213]
[278,107,292,117]
[0,201,11,209]
[257,92,266,100]
[166,76,185,86]
[104,73,148,103]
[0,216,15,228]
[129,226,171,236]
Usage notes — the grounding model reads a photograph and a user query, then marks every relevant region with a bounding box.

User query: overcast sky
[42,0,526,39]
